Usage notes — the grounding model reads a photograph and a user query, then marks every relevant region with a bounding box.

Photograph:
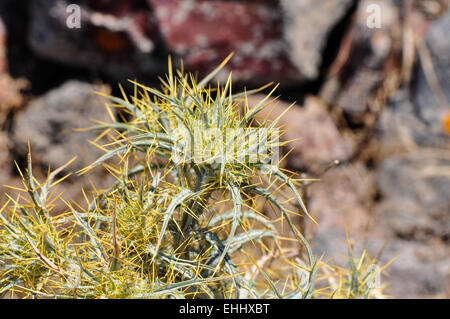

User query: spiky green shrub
[0,55,387,299]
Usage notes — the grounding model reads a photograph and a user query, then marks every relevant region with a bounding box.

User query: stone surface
[280,0,354,79]
[375,8,450,241]
[365,6,450,298]
[375,151,450,241]
[320,0,399,119]
[12,81,111,172]
[308,163,377,237]
[377,90,431,155]
[0,16,26,131]
[380,239,450,298]
[28,0,164,82]
[149,0,301,85]
[0,132,11,186]
[0,74,25,124]
[312,229,450,298]
[0,15,25,201]
[412,8,450,136]
[0,16,7,72]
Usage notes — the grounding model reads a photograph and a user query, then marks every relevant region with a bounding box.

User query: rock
[320,0,399,120]
[369,7,450,299]
[377,7,450,151]
[0,74,26,124]
[376,17,449,236]
[28,0,164,82]
[377,90,424,155]
[377,88,449,155]
[411,8,450,136]
[0,132,11,184]
[12,81,111,172]
[149,0,302,85]
[280,0,354,79]
[0,15,26,200]
[375,151,450,241]
[380,239,450,298]
[312,229,450,298]
[308,163,378,237]
[413,0,449,20]
[0,16,7,72]
[377,88,450,170]
[246,95,354,172]
[0,132,14,204]
[0,16,26,126]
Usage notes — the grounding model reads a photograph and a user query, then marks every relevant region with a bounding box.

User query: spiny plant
[0,54,386,299]
[324,235,394,299]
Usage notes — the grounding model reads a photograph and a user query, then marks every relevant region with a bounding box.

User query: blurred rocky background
[0,0,448,298]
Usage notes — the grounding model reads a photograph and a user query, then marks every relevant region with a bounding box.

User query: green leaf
[228,229,276,254]
[72,210,109,262]
[197,53,234,89]
[153,188,194,258]
[109,95,144,118]
[214,180,242,271]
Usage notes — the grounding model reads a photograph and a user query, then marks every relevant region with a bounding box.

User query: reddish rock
[149,0,301,85]
[0,17,26,125]
[0,17,26,197]
[0,17,6,72]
